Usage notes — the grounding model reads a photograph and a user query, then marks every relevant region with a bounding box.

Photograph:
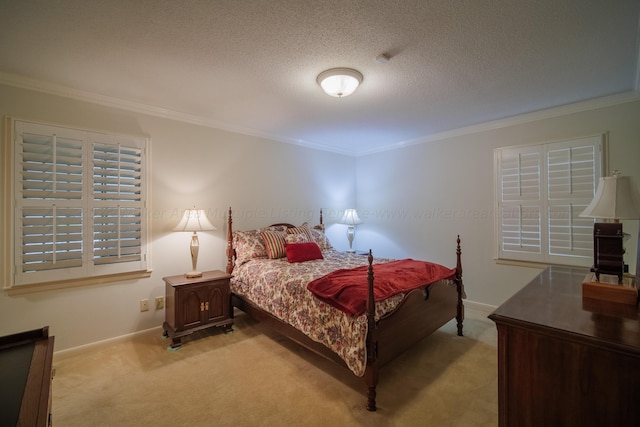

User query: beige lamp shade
[173,209,216,232]
[580,174,640,220]
[174,208,216,278]
[339,209,364,225]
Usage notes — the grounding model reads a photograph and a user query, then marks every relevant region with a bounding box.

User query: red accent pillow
[285,242,324,263]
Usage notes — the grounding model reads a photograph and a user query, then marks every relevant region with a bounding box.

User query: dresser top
[489,266,640,354]
[163,270,232,286]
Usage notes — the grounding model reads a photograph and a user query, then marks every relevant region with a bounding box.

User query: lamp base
[186,271,203,278]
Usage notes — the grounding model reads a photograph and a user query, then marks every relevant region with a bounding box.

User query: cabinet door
[500,325,640,427]
[205,282,229,323]
[179,288,204,329]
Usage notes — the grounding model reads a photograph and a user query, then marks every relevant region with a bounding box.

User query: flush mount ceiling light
[317,68,363,97]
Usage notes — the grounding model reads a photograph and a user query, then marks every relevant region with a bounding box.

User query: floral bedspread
[231,248,405,377]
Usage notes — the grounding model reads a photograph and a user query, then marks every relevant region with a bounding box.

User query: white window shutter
[12,120,149,287]
[91,137,146,274]
[20,207,84,270]
[546,136,602,266]
[15,123,86,284]
[20,130,84,200]
[92,141,143,202]
[497,146,543,261]
[495,134,604,266]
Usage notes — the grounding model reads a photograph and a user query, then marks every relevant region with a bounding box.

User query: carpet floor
[52,308,498,426]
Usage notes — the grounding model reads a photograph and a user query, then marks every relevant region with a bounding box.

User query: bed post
[226,207,234,274]
[455,235,464,336]
[318,208,324,232]
[365,250,379,411]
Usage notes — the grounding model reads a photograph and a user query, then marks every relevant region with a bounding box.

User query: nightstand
[162,270,233,349]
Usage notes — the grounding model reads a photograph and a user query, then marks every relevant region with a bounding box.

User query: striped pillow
[233,225,290,266]
[261,230,287,259]
[287,222,314,242]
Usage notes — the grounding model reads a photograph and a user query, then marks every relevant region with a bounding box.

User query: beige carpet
[52,308,498,426]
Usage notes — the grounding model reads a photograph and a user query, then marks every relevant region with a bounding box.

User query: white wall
[0,84,356,350]
[2,83,638,350]
[356,100,640,306]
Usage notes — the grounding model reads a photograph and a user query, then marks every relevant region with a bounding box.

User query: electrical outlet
[140,299,149,312]
[155,296,164,310]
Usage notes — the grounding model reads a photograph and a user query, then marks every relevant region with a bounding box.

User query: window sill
[494,258,550,269]
[494,258,595,271]
[3,270,152,296]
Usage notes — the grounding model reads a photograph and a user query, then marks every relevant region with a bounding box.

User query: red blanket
[307,259,456,316]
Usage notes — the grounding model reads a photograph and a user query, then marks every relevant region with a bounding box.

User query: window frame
[494,134,607,267]
[3,117,151,291]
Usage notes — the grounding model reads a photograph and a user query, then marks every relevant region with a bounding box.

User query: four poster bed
[225,207,465,411]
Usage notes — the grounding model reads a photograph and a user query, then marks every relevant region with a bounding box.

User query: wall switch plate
[155,296,164,310]
[140,299,149,312]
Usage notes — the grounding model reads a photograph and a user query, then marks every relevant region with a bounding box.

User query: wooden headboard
[225,207,323,274]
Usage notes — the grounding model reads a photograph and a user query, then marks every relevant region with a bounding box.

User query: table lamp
[579,172,640,283]
[173,208,216,278]
[339,208,363,253]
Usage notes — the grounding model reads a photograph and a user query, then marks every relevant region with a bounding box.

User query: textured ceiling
[0,0,639,155]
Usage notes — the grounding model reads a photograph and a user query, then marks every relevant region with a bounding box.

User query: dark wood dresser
[0,326,54,427]
[489,266,640,427]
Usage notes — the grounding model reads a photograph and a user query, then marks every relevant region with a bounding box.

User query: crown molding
[357,91,640,156]
[1,72,638,158]
[0,72,356,156]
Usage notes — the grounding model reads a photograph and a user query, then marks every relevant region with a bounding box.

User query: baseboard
[54,325,163,360]
[54,299,496,359]
[463,299,497,316]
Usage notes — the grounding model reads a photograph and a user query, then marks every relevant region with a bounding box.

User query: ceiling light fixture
[317,68,363,98]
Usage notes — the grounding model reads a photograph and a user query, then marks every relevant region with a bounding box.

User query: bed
[225,207,465,411]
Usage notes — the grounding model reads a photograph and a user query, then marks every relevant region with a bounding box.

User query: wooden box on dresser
[163,270,233,348]
[489,266,640,427]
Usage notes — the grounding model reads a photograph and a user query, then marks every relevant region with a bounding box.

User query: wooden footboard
[375,280,460,366]
[225,207,464,411]
[362,238,463,411]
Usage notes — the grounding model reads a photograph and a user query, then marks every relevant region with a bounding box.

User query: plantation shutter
[546,137,601,266]
[15,123,86,284]
[497,146,543,262]
[496,134,604,266]
[12,120,148,286]
[92,139,145,273]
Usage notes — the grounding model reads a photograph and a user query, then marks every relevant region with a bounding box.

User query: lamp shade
[339,209,363,225]
[580,174,640,220]
[317,68,363,97]
[173,209,216,232]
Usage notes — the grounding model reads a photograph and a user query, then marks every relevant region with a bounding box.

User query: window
[6,119,149,288]
[495,134,605,267]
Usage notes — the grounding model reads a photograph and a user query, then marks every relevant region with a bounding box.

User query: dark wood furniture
[226,207,465,411]
[489,266,640,427]
[0,326,54,427]
[163,270,233,349]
